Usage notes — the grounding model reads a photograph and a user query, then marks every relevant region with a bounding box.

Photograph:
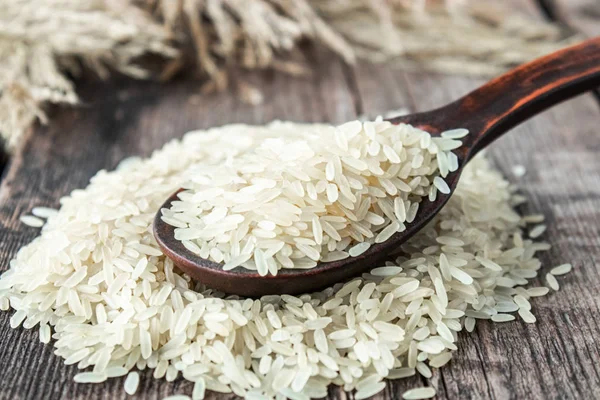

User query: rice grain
[403,387,436,399]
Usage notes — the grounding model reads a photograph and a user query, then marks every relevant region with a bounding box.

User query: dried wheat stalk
[0,0,573,151]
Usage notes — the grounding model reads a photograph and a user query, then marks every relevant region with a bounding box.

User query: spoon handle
[428,37,600,160]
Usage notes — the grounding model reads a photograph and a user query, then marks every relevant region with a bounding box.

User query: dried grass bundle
[0,0,175,149]
[0,0,573,150]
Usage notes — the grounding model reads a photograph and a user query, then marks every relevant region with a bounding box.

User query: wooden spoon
[154,37,600,297]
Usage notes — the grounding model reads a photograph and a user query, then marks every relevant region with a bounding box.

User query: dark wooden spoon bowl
[154,37,600,297]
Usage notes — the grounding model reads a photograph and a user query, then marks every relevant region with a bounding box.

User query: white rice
[529,224,547,238]
[512,165,527,177]
[527,287,550,297]
[355,382,386,399]
[523,214,545,223]
[402,387,436,399]
[491,314,516,322]
[349,242,371,257]
[0,121,569,399]
[31,206,59,219]
[433,176,451,194]
[518,308,537,323]
[550,263,572,276]
[163,121,464,274]
[440,128,469,139]
[546,273,560,291]
[429,352,452,368]
[193,379,206,400]
[514,295,531,311]
[74,372,108,383]
[19,215,44,228]
[416,362,432,378]
[124,372,140,395]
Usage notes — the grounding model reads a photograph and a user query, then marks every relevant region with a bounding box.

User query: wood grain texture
[1,6,600,400]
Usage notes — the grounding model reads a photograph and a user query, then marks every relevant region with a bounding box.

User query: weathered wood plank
[537,0,600,104]
[0,49,358,400]
[351,60,600,399]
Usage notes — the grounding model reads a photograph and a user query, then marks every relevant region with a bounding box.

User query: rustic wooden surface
[1,2,599,400]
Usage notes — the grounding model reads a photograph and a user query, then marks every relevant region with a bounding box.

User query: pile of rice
[0,121,570,400]
[162,120,466,275]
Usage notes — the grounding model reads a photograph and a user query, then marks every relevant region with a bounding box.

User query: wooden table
[1,1,599,399]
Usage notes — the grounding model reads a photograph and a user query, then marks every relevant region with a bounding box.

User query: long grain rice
[403,387,436,399]
[2,121,570,400]
[163,121,463,275]
[546,273,560,291]
[19,215,44,227]
[124,372,140,395]
[550,263,572,276]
